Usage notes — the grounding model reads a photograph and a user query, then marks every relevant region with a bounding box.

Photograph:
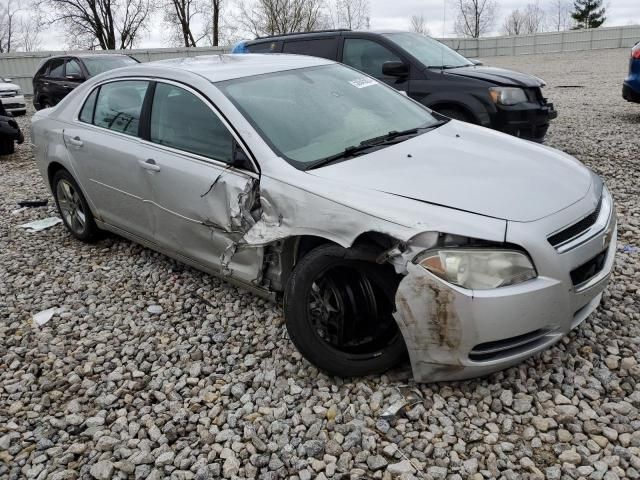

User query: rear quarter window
[282,38,338,60]
[247,41,282,53]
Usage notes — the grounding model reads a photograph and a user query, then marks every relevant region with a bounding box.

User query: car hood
[444,65,545,87]
[0,82,20,92]
[308,121,593,222]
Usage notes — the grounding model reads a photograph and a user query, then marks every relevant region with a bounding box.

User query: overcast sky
[39,0,640,50]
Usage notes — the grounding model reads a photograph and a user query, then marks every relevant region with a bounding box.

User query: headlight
[417,249,537,290]
[489,87,528,106]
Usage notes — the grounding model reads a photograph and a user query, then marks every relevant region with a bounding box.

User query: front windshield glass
[218,64,440,168]
[384,32,472,69]
[83,56,138,77]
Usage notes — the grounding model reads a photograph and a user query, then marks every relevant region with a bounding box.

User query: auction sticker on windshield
[349,78,378,89]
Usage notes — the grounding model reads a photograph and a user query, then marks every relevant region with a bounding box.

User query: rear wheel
[0,138,14,155]
[284,244,406,377]
[52,170,100,242]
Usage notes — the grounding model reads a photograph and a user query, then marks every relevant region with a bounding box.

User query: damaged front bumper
[393,214,616,383]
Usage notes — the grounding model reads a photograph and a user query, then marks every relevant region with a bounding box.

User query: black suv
[233,30,557,142]
[33,54,139,110]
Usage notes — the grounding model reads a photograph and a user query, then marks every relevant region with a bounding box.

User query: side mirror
[469,58,483,66]
[382,61,409,77]
[66,73,83,81]
[231,142,253,171]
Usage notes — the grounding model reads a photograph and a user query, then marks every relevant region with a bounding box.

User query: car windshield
[82,56,138,77]
[384,32,472,69]
[218,64,441,168]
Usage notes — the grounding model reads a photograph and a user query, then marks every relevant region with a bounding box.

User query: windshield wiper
[306,122,448,171]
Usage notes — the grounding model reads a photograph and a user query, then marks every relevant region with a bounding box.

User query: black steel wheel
[284,244,406,377]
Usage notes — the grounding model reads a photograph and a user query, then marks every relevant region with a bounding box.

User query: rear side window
[79,88,98,123]
[247,41,281,53]
[48,59,65,78]
[65,59,83,78]
[149,82,234,163]
[342,39,402,78]
[282,38,338,60]
[93,80,148,136]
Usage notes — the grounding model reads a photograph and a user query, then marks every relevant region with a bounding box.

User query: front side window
[48,59,65,78]
[93,80,148,136]
[383,32,472,69]
[150,82,234,163]
[218,64,441,169]
[342,39,402,78]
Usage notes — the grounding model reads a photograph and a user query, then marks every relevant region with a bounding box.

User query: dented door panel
[143,145,263,284]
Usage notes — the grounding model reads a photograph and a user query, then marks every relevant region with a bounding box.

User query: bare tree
[453,0,497,38]
[502,2,545,35]
[409,13,429,35]
[40,0,153,49]
[238,0,329,38]
[548,0,572,31]
[0,0,19,52]
[330,0,369,29]
[163,0,204,46]
[17,11,43,51]
[502,9,525,35]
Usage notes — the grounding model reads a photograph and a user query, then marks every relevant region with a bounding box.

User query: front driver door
[140,81,262,284]
[63,79,155,240]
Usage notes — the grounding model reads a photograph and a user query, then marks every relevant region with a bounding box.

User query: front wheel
[284,244,406,377]
[52,170,100,242]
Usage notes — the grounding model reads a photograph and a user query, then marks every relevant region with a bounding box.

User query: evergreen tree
[571,0,606,29]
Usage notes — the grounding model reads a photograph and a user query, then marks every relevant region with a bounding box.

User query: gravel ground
[1,47,639,480]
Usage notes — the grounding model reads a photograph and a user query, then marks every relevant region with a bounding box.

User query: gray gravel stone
[2,49,639,480]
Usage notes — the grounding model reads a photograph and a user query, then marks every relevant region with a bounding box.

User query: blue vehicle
[623,41,640,103]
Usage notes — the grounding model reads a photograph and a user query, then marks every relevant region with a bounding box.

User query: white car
[0,78,26,116]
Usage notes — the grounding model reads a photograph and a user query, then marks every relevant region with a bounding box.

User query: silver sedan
[31,54,616,382]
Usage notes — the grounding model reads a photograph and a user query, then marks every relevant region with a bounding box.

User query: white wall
[2,25,639,95]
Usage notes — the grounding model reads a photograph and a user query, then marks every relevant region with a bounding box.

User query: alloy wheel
[56,179,86,235]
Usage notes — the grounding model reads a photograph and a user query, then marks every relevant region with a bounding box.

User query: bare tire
[434,107,472,123]
[52,170,100,242]
[284,244,406,377]
[0,138,14,155]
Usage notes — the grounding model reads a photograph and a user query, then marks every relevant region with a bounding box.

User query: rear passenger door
[140,81,262,283]
[45,58,67,104]
[282,37,339,60]
[63,80,155,239]
[340,37,409,93]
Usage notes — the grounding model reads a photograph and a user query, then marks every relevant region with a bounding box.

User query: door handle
[139,158,160,172]
[68,136,83,147]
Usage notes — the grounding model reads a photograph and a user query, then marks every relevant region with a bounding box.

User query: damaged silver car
[31,54,617,382]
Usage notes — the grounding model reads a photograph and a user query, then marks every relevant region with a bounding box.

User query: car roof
[124,54,336,83]
[45,53,135,60]
[247,30,404,43]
